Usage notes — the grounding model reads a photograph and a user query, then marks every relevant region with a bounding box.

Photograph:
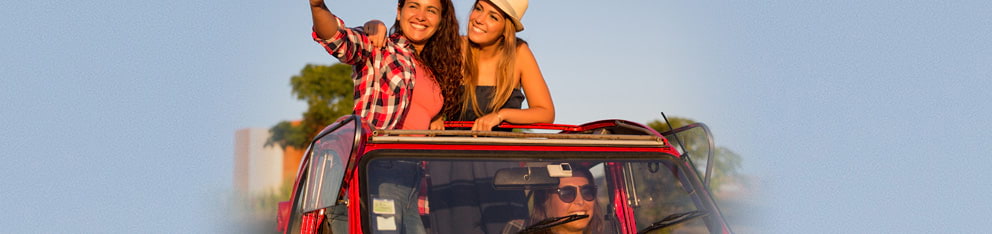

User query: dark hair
[528,165,604,234]
[392,0,464,120]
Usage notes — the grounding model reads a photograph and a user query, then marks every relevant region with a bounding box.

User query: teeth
[570,211,587,215]
[411,23,426,30]
[471,26,485,33]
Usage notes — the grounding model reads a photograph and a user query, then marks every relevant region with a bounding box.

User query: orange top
[399,61,443,130]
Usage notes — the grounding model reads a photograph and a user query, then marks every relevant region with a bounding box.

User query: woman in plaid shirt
[309,0,463,234]
[310,0,463,131]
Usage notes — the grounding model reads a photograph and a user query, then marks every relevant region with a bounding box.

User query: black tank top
[455,86,525,121]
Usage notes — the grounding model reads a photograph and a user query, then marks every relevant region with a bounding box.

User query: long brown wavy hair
[460,0,523,119]
[528,165,604,234]
[392,0,464,120]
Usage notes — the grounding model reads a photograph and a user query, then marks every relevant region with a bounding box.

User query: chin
[563,222,589,232]
[469,36,496,46]
[467,34,483,43]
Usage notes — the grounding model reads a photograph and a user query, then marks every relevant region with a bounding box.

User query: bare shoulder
[515,42,537,65]
[515,40,533,54]
[514,40,543,78]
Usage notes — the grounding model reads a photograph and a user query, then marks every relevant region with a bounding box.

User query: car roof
[370,129,668,148]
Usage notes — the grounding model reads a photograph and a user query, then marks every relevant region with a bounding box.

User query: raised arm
[310,0,340,39]
[310,0,380,65]
[472,43,555,131]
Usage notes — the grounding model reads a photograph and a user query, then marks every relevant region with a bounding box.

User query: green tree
[267,63,354,150]
[647,117,742,189]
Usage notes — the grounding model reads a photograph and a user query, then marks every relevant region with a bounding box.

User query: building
[233,128,285,195]
[233,126,307,196]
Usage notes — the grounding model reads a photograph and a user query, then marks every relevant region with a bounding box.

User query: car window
[299,122,356,212]
[287,119,358,234]
[360,153,715,234]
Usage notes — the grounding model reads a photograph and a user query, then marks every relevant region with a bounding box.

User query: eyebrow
[490,12,504,21]
[482,5,502,19]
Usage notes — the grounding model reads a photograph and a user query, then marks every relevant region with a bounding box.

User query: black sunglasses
[556,184,596,203]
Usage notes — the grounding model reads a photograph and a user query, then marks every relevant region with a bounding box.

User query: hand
[310,0,325,8]
[364,20,388,49]
[471,112,503,131]
[310,0,326,8]
[430,118,446,130]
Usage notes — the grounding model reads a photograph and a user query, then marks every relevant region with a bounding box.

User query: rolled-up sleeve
[313,17,372,65]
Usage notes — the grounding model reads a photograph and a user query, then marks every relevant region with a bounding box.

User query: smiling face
[396,0,443,50]
[547,176,596,233]
[467,0,508,46]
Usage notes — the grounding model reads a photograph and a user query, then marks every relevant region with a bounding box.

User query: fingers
[471,119,483,131]
[364,24,375,34]
[430,119,446,130]
[362,20,388,49]
[471,115,497,131]
[471,122,491,131]
[376,24,386,48]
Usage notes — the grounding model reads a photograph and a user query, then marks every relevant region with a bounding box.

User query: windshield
[360,151,718,234]
[626,160,710,233]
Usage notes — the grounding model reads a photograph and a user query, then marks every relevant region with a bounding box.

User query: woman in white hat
[429,1,558,233]
[456,0,555,131]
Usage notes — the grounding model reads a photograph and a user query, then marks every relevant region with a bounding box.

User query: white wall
[241,128,284,195]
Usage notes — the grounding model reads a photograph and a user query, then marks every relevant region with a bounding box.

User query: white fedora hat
[488,0,528,32]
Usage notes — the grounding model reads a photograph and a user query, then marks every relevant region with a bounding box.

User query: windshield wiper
[636,210,708,234]
[519,214,589,234]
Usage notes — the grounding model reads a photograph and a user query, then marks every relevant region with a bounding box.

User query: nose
[414,8,432,22]
[471,17,483,28]
[573,196,588,205]
[413,12,425,22]
[469,13,482,25]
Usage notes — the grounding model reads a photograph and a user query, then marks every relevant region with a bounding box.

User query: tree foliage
[647,117,742,189]
[266,63,354,150]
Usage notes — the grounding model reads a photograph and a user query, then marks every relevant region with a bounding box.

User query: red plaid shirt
[313,17,419,130]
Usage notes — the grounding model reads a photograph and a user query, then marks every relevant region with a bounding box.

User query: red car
[278,115,732,234]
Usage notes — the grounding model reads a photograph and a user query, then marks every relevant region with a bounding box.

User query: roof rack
[373,129,658,140]
[370,129,666,147]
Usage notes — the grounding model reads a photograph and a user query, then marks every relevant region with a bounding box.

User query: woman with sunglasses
[528,166,604,234]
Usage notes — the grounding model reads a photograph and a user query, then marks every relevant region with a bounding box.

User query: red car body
[278,115,732,234]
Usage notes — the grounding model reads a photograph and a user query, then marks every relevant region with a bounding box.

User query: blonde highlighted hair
[460,10,523,119]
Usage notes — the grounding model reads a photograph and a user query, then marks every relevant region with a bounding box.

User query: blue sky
[2,0,990,233]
